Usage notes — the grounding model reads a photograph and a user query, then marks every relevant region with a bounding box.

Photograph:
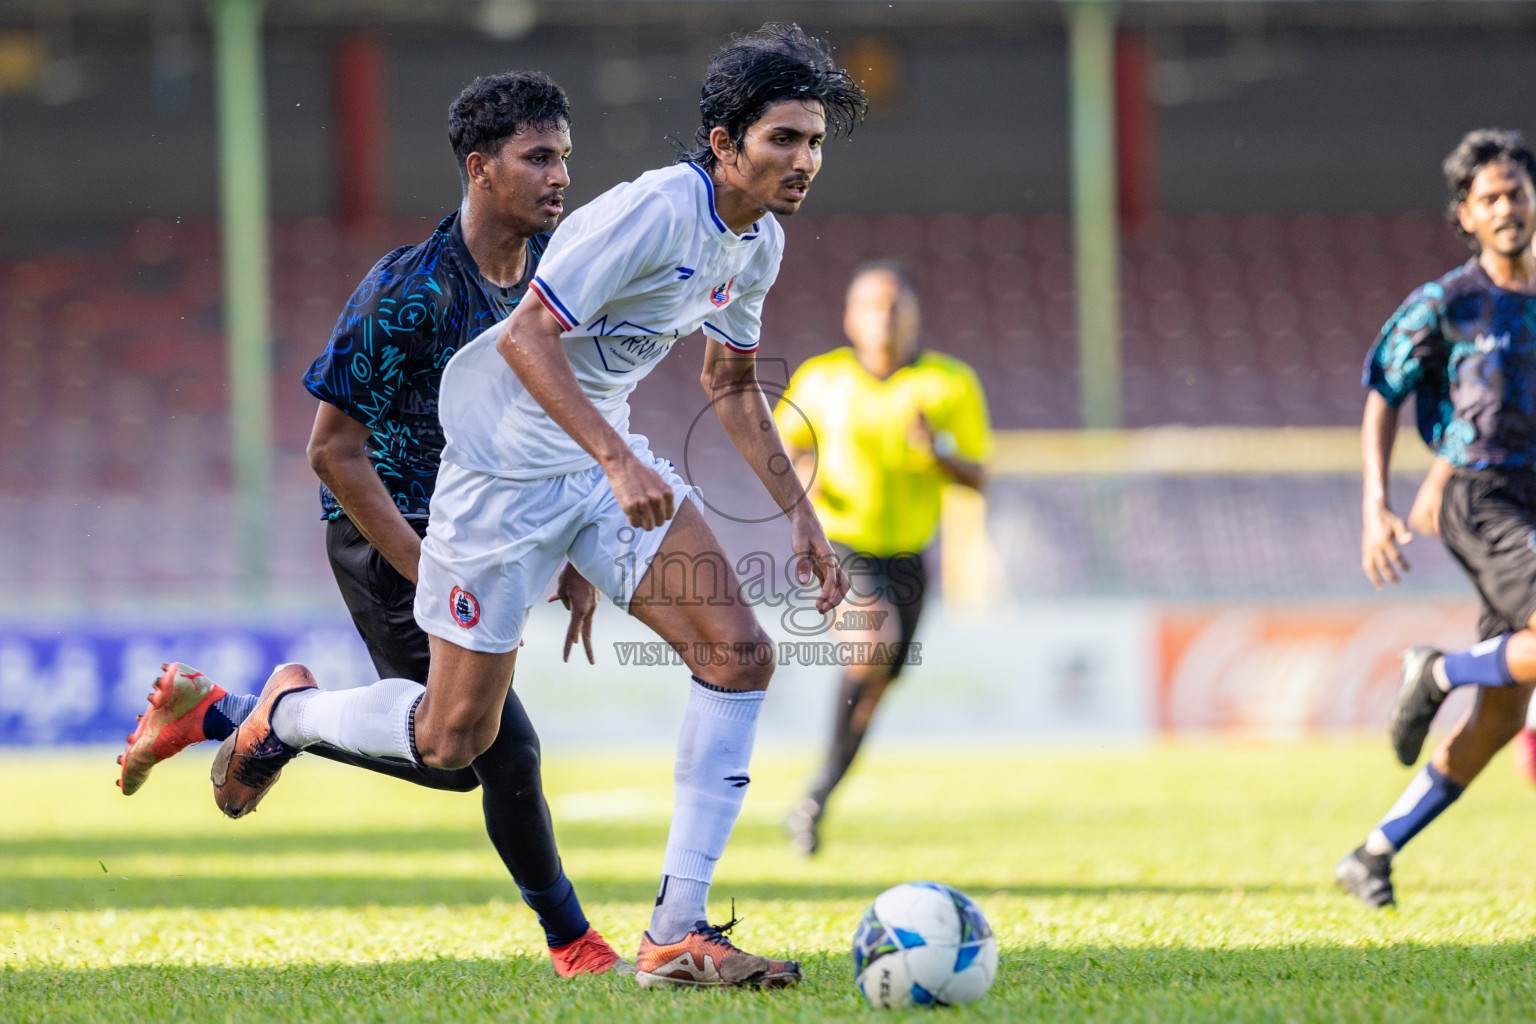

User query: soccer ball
[852,881,998,1008]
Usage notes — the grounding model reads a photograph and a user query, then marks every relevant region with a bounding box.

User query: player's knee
[417,718,498,771]
[419,738,479,772]
[725,626,776,691]
[1506,631,1536,680]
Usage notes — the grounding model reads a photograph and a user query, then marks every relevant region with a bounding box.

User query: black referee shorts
[832,542,928,679]
[1439,467,1536,641]
[325,515,431,682]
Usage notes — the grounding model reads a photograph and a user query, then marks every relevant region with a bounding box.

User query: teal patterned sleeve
[1362,283,1445,408]
[304,247,441,428]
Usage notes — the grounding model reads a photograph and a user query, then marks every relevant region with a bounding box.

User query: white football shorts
[415,451,698,653]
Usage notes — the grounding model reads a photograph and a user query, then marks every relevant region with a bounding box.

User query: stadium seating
[771,211,1467,429]
[0,213,1471,605]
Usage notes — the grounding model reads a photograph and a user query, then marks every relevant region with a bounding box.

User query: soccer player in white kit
[214,23,865,989]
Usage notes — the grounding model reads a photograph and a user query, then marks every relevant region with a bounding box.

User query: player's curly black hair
[1443,128,1536,249]
[448,71,570,192]
[680,22,867,171]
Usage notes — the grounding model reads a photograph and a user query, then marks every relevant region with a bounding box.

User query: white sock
[1432,657,1452,693]
[648,679,765,944]
[270,677,424,763]
[1363,828,1397,857]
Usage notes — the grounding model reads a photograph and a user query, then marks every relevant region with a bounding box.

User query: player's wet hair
[1443,128,1536,248]
[681,22,867,171]
[449,71,570,191]
[850,260,919,303]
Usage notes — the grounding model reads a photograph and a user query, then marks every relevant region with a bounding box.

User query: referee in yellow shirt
[776,261,992,855]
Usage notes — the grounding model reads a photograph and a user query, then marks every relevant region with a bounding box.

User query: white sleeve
[528,186,681,332]
[700,245,783,353]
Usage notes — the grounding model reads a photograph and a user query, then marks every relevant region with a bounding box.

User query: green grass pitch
[4,739,1536,1022]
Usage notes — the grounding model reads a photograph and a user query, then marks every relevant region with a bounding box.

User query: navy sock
[520,866,590,947]
[202,693,259,742]
[1442,634,1517,688]
[1374,763,1465,852]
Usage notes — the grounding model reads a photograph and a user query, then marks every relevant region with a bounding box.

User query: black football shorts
[831,542,929,679]
[325,514,432,682]
[1439,466,1536,641]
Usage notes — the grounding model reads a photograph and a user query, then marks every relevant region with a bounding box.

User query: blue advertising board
[0,619,377,746]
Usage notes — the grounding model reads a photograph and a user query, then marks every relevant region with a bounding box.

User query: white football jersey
[439,161,785,479]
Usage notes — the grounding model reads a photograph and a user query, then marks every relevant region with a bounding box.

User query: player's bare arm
[702,339,849,613]
[1407,457,1454,538]
[784,441,818,493]
[308,400,597,624]
[497,299,676,530]
[307,401,427,581]
[1361,389,1413,588]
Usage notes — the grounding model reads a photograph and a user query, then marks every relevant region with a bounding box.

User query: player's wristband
[932,430,959,460]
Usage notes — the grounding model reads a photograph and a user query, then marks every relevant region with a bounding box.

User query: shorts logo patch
[449,587,481,628]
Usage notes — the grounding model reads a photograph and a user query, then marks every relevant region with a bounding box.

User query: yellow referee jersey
[774,347,992,557]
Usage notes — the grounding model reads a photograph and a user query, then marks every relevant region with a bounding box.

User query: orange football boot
[210,664,317,819]
[117,663,226,795]
[548,926,635,977]
[635,920,801,989]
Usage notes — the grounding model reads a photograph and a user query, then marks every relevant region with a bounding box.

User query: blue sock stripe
[202,693,259,742]
[520,867,589,947]
[1377,763,1465,851]
[1443,633,1518,688]
[221,693,260,722]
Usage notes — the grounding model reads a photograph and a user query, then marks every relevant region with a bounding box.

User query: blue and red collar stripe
[685,161,759,240]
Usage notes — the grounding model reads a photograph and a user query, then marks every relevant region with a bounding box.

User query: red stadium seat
[0,210,1493,478]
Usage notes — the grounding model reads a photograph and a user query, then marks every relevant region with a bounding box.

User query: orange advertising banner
[1157,603,1481,734]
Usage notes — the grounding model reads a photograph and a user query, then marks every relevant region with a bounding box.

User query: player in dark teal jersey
[119,72,627,975]
[303,216,548,521]
[1338,129,1536,908]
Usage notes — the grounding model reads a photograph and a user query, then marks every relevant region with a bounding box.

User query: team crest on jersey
[709,277,734,307]
[449,587,480,628]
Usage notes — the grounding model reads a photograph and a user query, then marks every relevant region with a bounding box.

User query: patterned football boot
[635,918,801,989]
[210,664,317,818]
[118,663,226,795]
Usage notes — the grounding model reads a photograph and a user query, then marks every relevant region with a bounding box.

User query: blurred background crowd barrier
[1,0,1525,743]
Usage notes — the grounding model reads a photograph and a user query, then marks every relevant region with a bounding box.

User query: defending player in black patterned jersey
[119,72,628,976]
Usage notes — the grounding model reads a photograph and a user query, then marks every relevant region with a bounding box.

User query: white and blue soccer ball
[852,881,998,1009]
